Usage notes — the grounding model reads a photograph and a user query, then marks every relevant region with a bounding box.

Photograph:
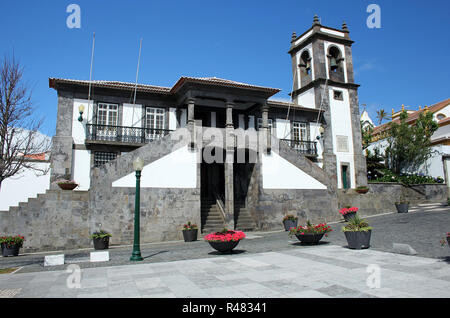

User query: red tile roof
[49,76,281,96]
[372,98,450,136]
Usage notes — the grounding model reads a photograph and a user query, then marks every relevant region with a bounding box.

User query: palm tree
[376,109,388,125]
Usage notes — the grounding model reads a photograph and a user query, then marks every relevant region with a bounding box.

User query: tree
[376,109,388,125]
[384,109,438,175]
[360,120,373,150]
[0,55,50,190]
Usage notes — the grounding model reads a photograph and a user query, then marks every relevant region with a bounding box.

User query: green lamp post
[130,156,144,261]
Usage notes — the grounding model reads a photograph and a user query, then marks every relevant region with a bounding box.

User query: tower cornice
[288,27,354,56]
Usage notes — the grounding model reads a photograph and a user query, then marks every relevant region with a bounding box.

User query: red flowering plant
[289,221,332,237]
[182,222,198,231]
[204,228,246,242]
[339,206,359,216]
[0,235,25,248]
[440,232,450,246]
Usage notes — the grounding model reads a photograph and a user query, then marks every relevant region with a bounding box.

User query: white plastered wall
[112,145,197,188]
[262,152,326,189]
[0,162,50,211]
[296,88,316,109]
[122,103,143,128]
[72,99,94,145]
[275,119,291,140]
[328,87,355,188]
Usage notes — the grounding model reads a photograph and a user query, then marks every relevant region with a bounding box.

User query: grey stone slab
[316,284,367,298]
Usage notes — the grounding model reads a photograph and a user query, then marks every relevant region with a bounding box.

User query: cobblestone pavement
[0,203,449,298]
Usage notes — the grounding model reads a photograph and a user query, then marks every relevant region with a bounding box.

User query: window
[299,50,312,75]
[94,151,117,168]
[333,90,343,101]
[437,113,446,121]
[292,122,308,141]
[97,103,118,126]
[328,46,343,73]
[257,118,273,132]
[145,107,165,140]
[97,103,118,138]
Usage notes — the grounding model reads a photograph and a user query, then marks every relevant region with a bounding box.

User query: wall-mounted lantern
[78,104,85,122]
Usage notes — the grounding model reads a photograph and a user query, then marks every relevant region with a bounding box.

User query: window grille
[94,151,117,167]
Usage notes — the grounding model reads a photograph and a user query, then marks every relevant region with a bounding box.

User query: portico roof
[49,76,281,97]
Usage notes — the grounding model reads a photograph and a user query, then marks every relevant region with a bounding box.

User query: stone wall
[0,190,90,252]
[338,183,448,218]
[88,129,201,245]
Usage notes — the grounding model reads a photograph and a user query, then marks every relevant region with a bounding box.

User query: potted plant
[289,220,332,244]
[204,228,246,253]
[90,230,112,250]
[395,199,409,213]
[440,233,450,247]
[342,215,372,250]
[182,222,198,242]
[355,186,369,194]
[339,206,358,222]
[282,214,298,231]
[0,235,25,257]
[56,179,78,191]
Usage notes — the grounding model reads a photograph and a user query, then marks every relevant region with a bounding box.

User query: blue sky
[1,0,449,135]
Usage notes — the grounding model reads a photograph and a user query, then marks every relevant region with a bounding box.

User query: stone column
[224,101,235,229]
[49,91,75,189]
[224,150,235,230]
[186,98,196,149]
[260,103,271,154]
[315,83,337,190]
[187,98,195,126]
[226,101,234,128]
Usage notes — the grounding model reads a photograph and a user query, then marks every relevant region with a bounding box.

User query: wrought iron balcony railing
[280,139,318,156]
[86,124,172,144]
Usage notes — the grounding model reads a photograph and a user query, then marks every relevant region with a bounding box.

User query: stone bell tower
[288,15,367,189]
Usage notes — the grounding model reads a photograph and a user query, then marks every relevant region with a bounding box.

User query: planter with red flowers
[342,215,372,250]
[56,180,79,191]
[440,233,450,248]
[289,221,332,245]
[1,235,25,257]
[182,222,198,242]
[204,228,246,253]
[339,206,359,222]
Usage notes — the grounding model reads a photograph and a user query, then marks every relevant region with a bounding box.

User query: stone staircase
[234,202,256,231]
[0,189,90,252]
[201,200,226,233]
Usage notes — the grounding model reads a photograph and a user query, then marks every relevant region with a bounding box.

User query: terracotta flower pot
[355,188,369,194]
[58,183,78,190]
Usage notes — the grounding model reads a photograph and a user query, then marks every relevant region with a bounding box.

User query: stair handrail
[214,192,227,224]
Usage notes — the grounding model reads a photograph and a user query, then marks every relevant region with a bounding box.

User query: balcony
[280,139,318,156]
[86,124,172,145]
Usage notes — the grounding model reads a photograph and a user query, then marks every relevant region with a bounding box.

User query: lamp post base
[130,251,143,261]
